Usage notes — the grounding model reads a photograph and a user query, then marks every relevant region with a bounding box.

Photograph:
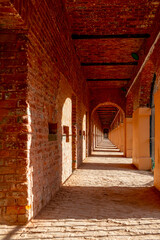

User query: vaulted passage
[0,0,160,237]
[1,139,160,239]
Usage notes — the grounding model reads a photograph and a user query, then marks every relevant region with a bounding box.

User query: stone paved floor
[1,139,160,240]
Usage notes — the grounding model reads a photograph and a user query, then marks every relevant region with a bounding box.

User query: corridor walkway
[1,139,160,240]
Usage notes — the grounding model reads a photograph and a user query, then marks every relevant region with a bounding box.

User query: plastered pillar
[120,122,124,152]
[132,107,151,170]
[125,118,133,157]
[154,89,160,190]
[117,125,120,149]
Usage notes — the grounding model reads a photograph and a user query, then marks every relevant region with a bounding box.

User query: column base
[126,149,132,158]
[133,157,151,170]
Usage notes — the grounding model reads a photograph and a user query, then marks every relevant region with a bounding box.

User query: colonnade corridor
[1,139,160,240]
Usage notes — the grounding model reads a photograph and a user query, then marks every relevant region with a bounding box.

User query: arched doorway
[62,98,72,183]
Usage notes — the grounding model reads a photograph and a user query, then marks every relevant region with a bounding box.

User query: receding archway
[90,102,125,155]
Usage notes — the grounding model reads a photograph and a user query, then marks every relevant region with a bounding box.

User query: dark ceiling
[65,0,160,89]
[96,105,119,129]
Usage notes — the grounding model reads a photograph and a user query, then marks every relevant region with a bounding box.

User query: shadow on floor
[36,186,160,220]
[0,226,23,240]
[90,154,124,158]
[93,149,120,152]
[80,162,154,177]
[80,162,137,171]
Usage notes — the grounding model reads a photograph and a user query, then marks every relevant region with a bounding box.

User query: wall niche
[63,125,69,142]
[48,123,57,141]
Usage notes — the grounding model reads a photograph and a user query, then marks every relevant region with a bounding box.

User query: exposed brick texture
[0,0,89,224]
[126,93,134,118]
[0,0,160,227]
[0,31,29,223]
[73,39,144,63]
[127,37,160,113]
[65,0,160,90]
[65,0,159,35]
[72,95,77,170]
[90,88,126,115]
[83,65,135,80]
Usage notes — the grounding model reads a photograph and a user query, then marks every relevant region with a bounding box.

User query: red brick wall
[72,95,77,170]
[126,21,160,113]
[0,0,89,224]
[90,88,126,115]
[0,30,29,223]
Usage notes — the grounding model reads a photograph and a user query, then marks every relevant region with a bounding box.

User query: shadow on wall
[26,76,77,221]
[25,75,88,223]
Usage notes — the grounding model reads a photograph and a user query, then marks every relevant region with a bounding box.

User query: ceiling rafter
[87,78,130,81]
[81,62,138,66]
[72,34,150,39]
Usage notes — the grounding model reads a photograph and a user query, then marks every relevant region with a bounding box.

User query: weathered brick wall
[130,60,154,111]
[0,30,29,223]
[26,32,60,221]
[72,95,77,170]
[126,13,160,113]
[0,0,89,224]
[90,88,126,115]
[126,93,134,118]
[152,38,160,92]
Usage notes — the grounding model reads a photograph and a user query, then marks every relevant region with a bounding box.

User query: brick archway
[91,102,125,119]
[90,102,125,155]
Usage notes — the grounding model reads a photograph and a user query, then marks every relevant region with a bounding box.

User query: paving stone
[1,140,160,239]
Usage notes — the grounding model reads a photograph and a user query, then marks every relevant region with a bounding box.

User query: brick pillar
[72,95,77,170]
[154,89,160,190]
[132,108,151,170]
[125,118,133,158]
[0,31,30,224]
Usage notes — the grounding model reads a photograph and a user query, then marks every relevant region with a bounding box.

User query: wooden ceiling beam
[87,78,130,81]
[81,62,137,66]
[72,34,150,39]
